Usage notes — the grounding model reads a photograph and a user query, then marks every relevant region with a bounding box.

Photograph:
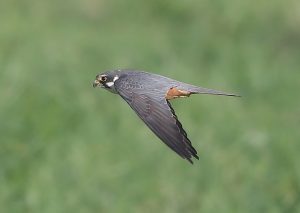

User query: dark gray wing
[115,79,199,164]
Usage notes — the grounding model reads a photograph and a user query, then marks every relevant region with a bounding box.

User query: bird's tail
[192,86,240,97]
[180,82,240,97]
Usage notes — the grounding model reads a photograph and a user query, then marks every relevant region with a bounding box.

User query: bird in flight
[93,70,239,164]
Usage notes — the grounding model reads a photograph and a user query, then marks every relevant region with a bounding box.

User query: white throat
[106,75,119,87]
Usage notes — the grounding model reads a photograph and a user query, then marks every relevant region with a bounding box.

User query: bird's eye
[100,76,107,82]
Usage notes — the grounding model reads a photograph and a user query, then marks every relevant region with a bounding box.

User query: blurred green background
[1,0,300,212]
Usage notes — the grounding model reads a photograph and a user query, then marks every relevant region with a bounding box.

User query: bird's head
[93,71,120,94]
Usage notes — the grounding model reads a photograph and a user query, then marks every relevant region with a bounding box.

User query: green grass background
[1,0,300,212]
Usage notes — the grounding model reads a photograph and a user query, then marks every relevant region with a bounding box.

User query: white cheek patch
[113,75,119,82]
[106,82,114,87]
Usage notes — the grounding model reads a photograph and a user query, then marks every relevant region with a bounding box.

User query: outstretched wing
[115,80,199,164]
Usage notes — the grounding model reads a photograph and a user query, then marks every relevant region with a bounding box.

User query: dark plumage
[93,70,239,164]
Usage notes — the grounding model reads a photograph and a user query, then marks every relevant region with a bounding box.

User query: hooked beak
[93,80,102,88]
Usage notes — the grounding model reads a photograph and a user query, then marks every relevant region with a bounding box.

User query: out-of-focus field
[1,0,299,212]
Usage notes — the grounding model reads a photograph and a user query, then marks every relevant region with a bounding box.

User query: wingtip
[186,154,199,164]
[187,158,194,164]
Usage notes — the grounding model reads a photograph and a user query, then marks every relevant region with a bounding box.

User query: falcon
[93,69,239,164]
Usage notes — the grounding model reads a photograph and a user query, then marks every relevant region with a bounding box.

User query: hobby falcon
[93,70,239,164]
